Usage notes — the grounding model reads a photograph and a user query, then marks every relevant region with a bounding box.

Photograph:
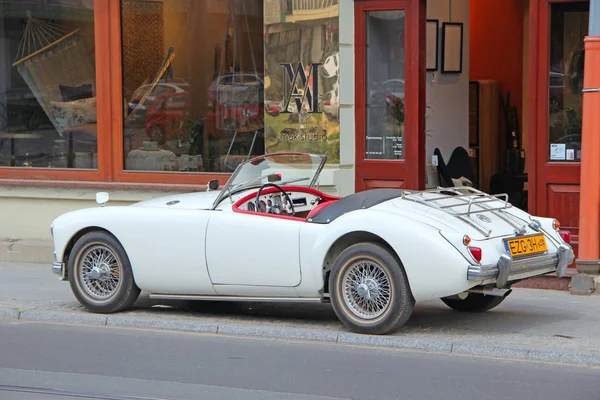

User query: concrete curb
[1,307,599,368]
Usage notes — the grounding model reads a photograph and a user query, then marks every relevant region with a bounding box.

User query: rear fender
[298,209,475,302]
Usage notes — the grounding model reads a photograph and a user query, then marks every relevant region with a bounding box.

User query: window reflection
[121,0,265,173]
[365,10,405,160]
[0,2,97,168]
[548,2,588,162]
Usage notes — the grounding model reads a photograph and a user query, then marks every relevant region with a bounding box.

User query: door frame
[354,0,426,192]
[528,0,584,216]
[528,0,585,259]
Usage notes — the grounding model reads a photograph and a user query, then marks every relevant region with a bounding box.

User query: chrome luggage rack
[399,186,526,237]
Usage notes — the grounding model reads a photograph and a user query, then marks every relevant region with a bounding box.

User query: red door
[529,0,587,262]
[354,0,426,192]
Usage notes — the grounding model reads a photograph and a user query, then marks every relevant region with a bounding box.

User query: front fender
[298,209,474,301]
[51,206,217,295]
[51,208,117,265]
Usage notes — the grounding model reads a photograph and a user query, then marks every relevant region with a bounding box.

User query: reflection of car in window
[206,73,265,133]
[128,81,190,116]
[144,91,191,144]
[556,134,581,151]
[369,78,405,105]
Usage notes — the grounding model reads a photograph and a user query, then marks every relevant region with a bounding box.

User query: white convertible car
[50,152,574,335]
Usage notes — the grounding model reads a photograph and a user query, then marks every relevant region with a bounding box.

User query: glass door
[532,0,588,264]
[354,0,425,191]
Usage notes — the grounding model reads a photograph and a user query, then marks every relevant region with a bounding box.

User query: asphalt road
[0,321,598,400]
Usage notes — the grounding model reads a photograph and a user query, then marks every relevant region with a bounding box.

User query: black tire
[68,231,140,313]
[329,242,414,335]
[441,293,507,312]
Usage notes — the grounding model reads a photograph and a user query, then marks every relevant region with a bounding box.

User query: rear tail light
[468,246,482,263]
[462,235,471,246]
[559,230,571,244]
[552,219,561,230]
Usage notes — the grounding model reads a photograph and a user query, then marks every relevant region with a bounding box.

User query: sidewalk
[1,262,600,367]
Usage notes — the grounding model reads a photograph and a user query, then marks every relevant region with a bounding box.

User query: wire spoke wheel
[78,244,122,300]
[329,242,414,335]
[69,231,140,313]
[342,259,392,320]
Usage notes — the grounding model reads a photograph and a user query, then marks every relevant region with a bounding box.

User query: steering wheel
[255,183,295,216]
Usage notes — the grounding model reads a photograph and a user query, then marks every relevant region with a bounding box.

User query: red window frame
[0,0,232,189]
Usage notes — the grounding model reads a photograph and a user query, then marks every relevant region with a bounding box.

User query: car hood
[131,191,219,210]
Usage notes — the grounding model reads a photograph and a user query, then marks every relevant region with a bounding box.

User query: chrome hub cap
[79,245,121,300]
[342,260,392,320]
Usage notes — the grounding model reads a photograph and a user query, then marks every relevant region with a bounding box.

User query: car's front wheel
[68,231,140,313]
[441,292,507,312]
[329,242,414,335]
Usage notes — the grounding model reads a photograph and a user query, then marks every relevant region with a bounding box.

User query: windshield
[212,152,327,209]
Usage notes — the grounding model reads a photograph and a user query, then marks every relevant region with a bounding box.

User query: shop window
[0,2,97,169]
[548,2,588,163]
[263,1,340,164]
[120,0,265,174]
[364,10,405,160]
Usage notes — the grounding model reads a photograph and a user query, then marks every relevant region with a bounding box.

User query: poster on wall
[263,0,340,163]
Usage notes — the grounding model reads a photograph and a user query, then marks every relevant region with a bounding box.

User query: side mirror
[96,192,109,207]
[207,179,219,191]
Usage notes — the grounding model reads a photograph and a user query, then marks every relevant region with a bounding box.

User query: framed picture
[426,19,439,71]
[441,22,463,73]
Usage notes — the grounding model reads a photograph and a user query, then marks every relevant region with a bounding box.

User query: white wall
[425,0,470,165]
[335,0,356,196]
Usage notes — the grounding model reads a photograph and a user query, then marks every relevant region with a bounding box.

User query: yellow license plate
[504,234,548,257]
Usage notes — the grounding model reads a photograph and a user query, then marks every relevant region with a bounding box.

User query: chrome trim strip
[467,247,574,286]
[556,244,575,278]
[52,262,65,280]
[468,265,498,280]
[496,255,512,288]
[148,294,323,303]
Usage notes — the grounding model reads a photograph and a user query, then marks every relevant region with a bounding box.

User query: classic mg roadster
[50,152,574,335]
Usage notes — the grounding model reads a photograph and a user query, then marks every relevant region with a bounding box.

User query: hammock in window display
[12,13,96,137]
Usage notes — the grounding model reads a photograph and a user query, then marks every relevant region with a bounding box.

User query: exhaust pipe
[466,287,512,297]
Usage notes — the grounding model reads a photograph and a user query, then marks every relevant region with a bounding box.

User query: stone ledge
[0,184,187,203]
[0,238,53,264]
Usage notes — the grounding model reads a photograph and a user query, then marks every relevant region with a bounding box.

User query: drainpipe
[571,0,600,295]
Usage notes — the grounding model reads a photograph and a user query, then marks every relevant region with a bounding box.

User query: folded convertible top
[307,188,403,224]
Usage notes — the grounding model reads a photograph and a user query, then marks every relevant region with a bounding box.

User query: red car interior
[232,185,341,221]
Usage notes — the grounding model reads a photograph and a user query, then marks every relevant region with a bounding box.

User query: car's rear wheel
[68,231,140,313]
[329,242,414,335]
[441,293,507,312]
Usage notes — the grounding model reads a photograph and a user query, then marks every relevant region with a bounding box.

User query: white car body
[50,152,574,333]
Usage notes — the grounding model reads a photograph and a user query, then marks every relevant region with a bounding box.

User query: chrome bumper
[52,262,66,280]
[467,244,574,288]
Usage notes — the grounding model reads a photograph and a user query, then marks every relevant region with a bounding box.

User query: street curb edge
[1,307,599,368]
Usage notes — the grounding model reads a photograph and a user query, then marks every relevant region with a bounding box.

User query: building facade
[0,0,590,273]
